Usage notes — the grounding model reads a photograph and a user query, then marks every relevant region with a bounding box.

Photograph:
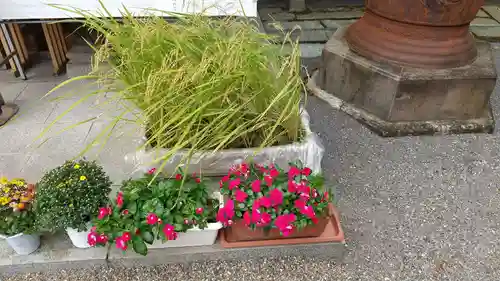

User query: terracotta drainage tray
[219,205,345,248]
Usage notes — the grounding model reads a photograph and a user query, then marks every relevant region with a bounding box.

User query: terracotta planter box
[225,215,329,242]
[220,204,344,248]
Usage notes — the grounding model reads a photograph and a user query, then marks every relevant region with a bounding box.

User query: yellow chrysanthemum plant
[34,160,112,233]
[0,177,36,237]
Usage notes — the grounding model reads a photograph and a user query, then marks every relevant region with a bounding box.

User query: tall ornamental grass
[44,4,305,168]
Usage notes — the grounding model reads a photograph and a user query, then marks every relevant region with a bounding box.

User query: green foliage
[34,160,112,232]
[43,2,304,170]
[91,171,219,255]
[0,178,36,236]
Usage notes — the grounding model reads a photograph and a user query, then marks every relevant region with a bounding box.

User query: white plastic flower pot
[148,222,222,248]
[66,225,92,248]
[5,233,41,255]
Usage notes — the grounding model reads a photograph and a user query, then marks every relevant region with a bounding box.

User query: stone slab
[471,18,500,26]
[270,30,329,43]
[267,20,323,31]
[259,10,295,22]
[296,10,364,21]
[471,26,500,41]
[0,232,108,274]
[482,6,500,22]
[321,19,358,29]
[108,240,346,267]
[476,9,490,18]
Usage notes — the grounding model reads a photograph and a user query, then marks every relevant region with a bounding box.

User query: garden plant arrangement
[0,177,40,255]
[89,169,221,256]
[43,2,324,176]
[34,160,112,248]
[217,161,332,242]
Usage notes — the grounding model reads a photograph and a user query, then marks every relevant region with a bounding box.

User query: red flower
[122,209,129,215]
[258,211,272,226]
[240,163,249,174]
[259,197,272,208]
[288,166,301,180]
[251,180,261,193]
[270,168,280,178]
[87,232,97,246]
[295,200,317,221]
[116,192,124,207]
[243,211,251,225]
[228,178,241,190]
[288,181,297,193]
[115,237,128,250]
[175,174,182,180]
[222,175,230,182]
[264,175,273,187]
[269,189,283,206]
[146,213,159,225]
[216,199,235,225]
[163,224,177,240]
[295,199,306,210]
[147,168,156,175]
[98,207,110,220]
[302,167,312,176]
[195,178,201,183]
[274,214,296,236]
[235,189,248,203]
[312,189,319,198]
[196,207,204,214]
[122,232,131,242]
[97,234,108,244]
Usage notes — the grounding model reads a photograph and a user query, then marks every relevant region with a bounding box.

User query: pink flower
[116,192,124,207]
[175,174,182,180]
[98,207,111,220]
[288,181,297,193]
[87,232,97,246]
[275,214,296,236]
[122,232,131,242]
[269,189,283,206]
[228,178,241,190]
[264,175,273,187]
[288,166,301,180]
[243,211,251,225]
[251,180,261,193]
[97,234,108,244]
[115,237,128,250]
[295,200,317,222]
[235,189,248,203]
[302,167,312,176]
[222,175,230,182]
[216,199,235,225]
[163,224,178,240]
[294,199,306,210]
[195,178,201,183]
[258,211,272,226]
[259,197,272,208]
[147,168,156,175]
[270,168,280,178]
[146,213,159,225]
[196,207,204,214]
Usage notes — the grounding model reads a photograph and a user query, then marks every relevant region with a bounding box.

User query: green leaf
[127,201,137,214]
[174,223,184,231]
[155,203,165,215]
[174,214,183,223]
[132,236,148,256]
[238,203,245,209]
[141,231,155,244]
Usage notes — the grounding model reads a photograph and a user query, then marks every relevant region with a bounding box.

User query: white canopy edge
[0,0,258,20]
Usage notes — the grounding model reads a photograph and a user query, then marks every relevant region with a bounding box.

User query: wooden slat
[41,23,61,74]
[8,23,25,65]
[56,23,68,53]
[0,28,16,72]
[13,24,29,63]
[50,23,66,64]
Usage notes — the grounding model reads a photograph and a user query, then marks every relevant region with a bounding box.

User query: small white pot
[5,233,41,255]
[148,222,222,248]
[66,225,92,248]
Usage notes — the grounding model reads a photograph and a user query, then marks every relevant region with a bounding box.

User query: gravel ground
[4,48,500,281]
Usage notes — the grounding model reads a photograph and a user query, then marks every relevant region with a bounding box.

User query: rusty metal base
[345,10,478,69]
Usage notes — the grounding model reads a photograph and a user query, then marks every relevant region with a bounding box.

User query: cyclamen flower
[216,199,235,225]
[258,197,272,208]
[235,189,248,203]
[269,189,283,206]
[294,199,318,223]
[288,166,301,180]
[251,180,261,193]
[146,213,159,225]
[228,178,241,190]
[98,206,111,220]
[264,175,273,187]
[288,181,297,193]
[87,232,97,246]
[275,214,296,236]
[116,192,124,207]
[115,237,128,250]
[302,167,312,176]
[269,168,280,178]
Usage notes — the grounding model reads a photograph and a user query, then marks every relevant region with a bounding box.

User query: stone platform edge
[1,235,346,274]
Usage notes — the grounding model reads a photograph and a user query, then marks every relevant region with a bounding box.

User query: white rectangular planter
[148,222,222,248]
[125,109,324,176]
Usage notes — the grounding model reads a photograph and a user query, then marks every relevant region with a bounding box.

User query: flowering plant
[89,169,219,256]
[34,160,112,232]
[217,161,331,236]
[0,177,36,236]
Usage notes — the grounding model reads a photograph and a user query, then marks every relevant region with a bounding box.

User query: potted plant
[34,160,112,248]
[217,161,332,242]
[0,177,39,255]
[89,169,222,256]
[43,4,323,176]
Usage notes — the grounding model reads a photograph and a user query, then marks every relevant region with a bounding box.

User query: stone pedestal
[308,27,497,137]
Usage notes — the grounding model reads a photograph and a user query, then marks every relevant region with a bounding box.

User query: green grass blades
[44,4,304,170]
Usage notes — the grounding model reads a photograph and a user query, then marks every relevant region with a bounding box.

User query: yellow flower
[2,187,10,193]
[74,164,80,169]
[80,175,87,181]
[0,197,9,206]
[0,176,8,185]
